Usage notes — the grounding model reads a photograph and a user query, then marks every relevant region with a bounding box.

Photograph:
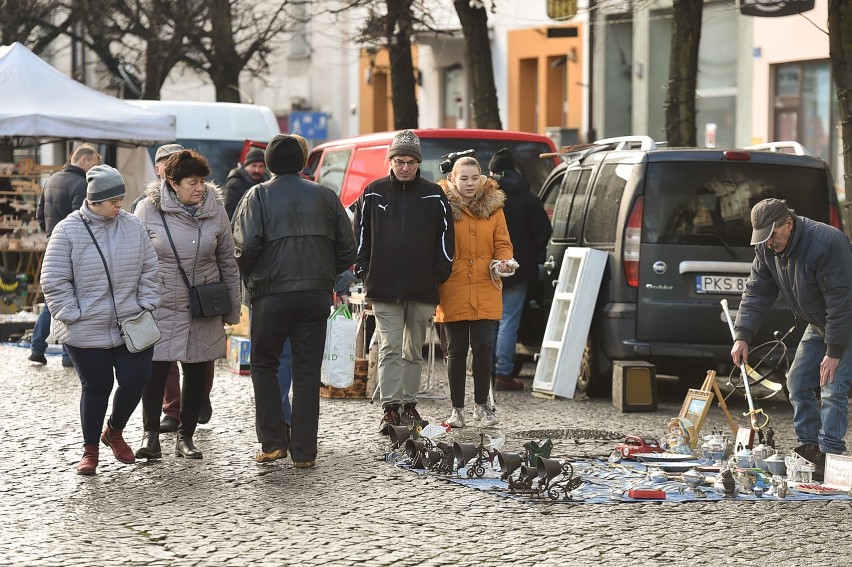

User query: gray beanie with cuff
[387,130,423,163]
[86,165,126,203]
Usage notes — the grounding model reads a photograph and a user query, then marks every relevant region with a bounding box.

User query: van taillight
[830,204,843,231]
[624,197,643,288]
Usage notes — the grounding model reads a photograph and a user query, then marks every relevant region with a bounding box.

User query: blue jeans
[786,324,852,454]
[31,304,69,363]
[492,283,527,377]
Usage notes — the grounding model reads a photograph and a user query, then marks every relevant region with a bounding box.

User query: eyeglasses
[392,158,419,169]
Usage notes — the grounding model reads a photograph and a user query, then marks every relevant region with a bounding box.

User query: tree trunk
[385,0,418,129]
[453,0,502,129]
[829,0,852,205]
[664,0,703,147]
[207,0,242,103]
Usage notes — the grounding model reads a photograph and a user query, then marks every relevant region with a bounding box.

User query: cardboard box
[228,336,251,375]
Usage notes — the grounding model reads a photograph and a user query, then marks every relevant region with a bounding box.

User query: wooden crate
[320,358,368,399]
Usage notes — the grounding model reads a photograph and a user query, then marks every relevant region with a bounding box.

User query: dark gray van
[525,137,844,395]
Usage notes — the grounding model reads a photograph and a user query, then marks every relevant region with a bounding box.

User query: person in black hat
[224,146,269,219]
[232,134,356,468]
[732,197,852,481]
[488,148,551,391]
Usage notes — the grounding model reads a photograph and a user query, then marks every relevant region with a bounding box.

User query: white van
[127,100,280,185]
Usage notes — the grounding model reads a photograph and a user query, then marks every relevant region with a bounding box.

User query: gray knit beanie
[155,143,184,163]
[86,165,126,203]
[387,130,422,162]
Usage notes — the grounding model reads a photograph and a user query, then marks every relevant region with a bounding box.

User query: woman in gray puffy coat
[134,150,241,460]
[41,165,160,475]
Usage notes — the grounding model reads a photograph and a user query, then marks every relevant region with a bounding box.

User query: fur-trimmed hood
[143,178,224,217]
[438,176,505,221]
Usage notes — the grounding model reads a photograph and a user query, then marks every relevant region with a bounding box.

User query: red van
[305,129,558,208]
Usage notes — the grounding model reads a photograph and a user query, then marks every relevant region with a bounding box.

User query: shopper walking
[224,147,269,220]
[134,150,241,460]
[353,130,455,432]
[233,134,356,467]
[435,156,514,428]
[41,165,159,475]
[488,148,551,390]
[32,143,101,368]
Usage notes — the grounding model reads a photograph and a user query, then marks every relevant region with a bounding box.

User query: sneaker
[446,407,465,429]
[379,405,400,434]
[28,352,47,365]
[473,403,499,427]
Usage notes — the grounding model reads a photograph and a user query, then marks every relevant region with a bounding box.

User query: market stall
[0,42,175,310]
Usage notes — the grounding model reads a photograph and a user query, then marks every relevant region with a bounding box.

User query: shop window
[772,60,837,174]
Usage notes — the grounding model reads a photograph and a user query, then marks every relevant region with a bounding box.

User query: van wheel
[575,336,610,398]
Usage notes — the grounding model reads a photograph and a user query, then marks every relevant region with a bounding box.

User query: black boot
[135,432,162,459]
[175,436,203,459]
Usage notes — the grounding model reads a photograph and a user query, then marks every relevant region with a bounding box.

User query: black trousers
[444,320,496,408]
[250,290,330,461]
[142,360,208,437]
[65,344,153,446]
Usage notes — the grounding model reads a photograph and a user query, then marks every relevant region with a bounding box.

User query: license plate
[695,275,747,294]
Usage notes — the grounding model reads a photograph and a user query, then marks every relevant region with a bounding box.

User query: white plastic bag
[321,304,357,388]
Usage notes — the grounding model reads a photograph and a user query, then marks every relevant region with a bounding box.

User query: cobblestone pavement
[0,344,848,566]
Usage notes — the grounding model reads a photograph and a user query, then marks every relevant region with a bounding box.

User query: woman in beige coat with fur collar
[435,156,514,429]
[133,150,241,460]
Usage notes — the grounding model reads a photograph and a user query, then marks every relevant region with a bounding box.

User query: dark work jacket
[231,174,356,299]
[223,165,270,220]
[36,165,87,237]
[353,170,455,305]
[735,215,852,358]
[493,170,552,288]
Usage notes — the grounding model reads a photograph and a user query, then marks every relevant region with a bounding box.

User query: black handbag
[159,210,232,318]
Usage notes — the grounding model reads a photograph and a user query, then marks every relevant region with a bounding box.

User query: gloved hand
[490,258,519,278]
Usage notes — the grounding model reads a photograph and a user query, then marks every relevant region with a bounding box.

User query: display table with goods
[380,424,852,504]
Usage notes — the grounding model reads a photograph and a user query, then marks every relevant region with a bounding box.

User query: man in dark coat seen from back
[232,134,356,468]
[489,148,552,390]
[224,147,269,219]
[31,144,100,367]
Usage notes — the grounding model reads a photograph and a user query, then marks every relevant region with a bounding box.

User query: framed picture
[679,388,713,435]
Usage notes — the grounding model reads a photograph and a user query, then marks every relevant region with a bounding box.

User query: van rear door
[636,156,837,349]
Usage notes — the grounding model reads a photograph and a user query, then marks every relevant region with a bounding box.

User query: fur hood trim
[439,176,505,221]
[143,179,224,212]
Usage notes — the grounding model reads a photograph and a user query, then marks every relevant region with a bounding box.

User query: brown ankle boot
[101,424,136,464]
[76,445,98,475]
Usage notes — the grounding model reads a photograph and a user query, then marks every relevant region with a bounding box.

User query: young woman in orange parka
[435,156,515,429]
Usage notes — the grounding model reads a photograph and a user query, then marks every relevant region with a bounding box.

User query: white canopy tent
[0,42,177,198]
[0,42,175,143]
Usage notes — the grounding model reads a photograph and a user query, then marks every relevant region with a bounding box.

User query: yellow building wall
[359,47,419,134]
[507,26,584,135]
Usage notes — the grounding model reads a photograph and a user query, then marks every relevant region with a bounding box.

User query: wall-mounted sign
[740,0,815,17]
